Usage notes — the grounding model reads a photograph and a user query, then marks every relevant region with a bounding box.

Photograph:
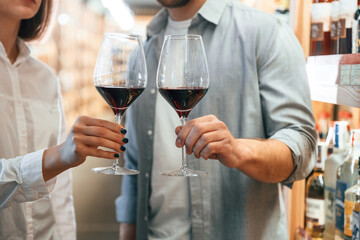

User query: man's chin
[157,0,190,8]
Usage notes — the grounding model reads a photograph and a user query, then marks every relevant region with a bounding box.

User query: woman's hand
[42,116,127,181]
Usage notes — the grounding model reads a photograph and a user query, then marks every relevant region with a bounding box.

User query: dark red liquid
[96,85,145,115]
[159,87,208,118]
[310,31,331,56]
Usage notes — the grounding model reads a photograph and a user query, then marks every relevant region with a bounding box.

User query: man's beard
[157,0,191,8]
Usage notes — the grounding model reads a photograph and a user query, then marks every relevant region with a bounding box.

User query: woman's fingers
[75,125,125,145]
[75,135,124,153]
[76,115,125,134]
[82,145,119,160]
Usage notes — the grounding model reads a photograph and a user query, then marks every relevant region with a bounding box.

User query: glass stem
[180,116,188,170]
[114,113,122,168]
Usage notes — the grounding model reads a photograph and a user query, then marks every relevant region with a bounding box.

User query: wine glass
[156,34,210,177]
[92,33,147,175]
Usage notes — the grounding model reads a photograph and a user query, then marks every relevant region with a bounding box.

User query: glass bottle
[338,0,358,54]
[306,142,328,239]
[335,130,360,240]
[325,121,350,240]
[331,0,340,54]
[352,200,359,240]
[352,6,360,53]
[344,158,360,239]
[310,0,333,56]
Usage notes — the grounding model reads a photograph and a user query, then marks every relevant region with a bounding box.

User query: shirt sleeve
[256,17,317,186]
[115,107,138,224]
[0,149,54,209]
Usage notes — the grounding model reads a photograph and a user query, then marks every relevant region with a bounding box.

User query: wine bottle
[306,142,328,239]
[352,6,360,53]
[338,0,358,54]
[311,0,332,56]
[343,159,360,239]
[331,0,340,54]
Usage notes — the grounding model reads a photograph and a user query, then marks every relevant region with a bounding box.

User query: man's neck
[0,16,20,64]
[167,0,207,21]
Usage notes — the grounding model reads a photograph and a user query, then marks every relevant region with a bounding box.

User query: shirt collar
[0,38,31,65]
[15,38,31,65]
[197,0,228,25]
[147,0,228,38]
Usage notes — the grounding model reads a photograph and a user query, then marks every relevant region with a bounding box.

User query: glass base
[161,167,207,177]
[91,166,139,175]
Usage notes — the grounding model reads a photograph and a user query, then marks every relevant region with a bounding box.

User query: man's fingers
[178,120,226,154]
[192,131,225,158]
[175,115,217,147]
[200,141,228,160]
[175,126,182,135]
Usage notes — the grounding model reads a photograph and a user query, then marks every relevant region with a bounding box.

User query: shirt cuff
[115,194,137,224]
[20,149,54,201]
[46,176,57,193]
[270,128,315,188]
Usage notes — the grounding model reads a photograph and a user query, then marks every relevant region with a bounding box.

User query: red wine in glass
[96,85,145,116]
[158,87,208,118]
[156,34,209,177]
[92,33,147,175]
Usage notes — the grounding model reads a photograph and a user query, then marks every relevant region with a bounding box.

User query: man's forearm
[119,223,136,240]
[234,138,293,183]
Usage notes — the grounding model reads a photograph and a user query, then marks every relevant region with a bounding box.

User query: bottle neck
[316,142,327,171]
[358,157,360,185]
[350,142,360,161]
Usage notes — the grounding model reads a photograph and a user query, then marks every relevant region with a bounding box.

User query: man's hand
[175,115,242,168]
[119,223,136,240]
[175,114,293,183]
[42,116,127,181]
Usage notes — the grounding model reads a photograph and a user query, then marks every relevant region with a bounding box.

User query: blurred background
[28,0,360,239]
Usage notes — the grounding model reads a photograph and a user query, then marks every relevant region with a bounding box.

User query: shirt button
[145,173,149,178]
[150,88,156,94]
[144,216,148,221]
[193,210,200,218]
[147,130,153,136]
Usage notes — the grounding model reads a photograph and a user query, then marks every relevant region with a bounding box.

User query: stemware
[156,34,210,177]
[93,33,147,175]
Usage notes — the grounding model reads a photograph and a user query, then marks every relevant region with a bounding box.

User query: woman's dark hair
[18,0,53,41]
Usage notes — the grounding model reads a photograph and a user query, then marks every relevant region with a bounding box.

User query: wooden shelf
[307,54,360,108]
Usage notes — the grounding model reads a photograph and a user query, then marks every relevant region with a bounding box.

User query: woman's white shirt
[0,39,76,239]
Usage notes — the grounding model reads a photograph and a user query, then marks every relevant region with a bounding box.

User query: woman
[0,0,127,239]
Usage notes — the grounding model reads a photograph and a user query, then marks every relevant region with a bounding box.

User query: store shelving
[307,54,360,108]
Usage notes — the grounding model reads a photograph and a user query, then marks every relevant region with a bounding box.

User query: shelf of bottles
[304,1,360,240]
[307,0,360,108]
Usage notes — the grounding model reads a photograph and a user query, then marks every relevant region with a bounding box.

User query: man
[115,0,317,239]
